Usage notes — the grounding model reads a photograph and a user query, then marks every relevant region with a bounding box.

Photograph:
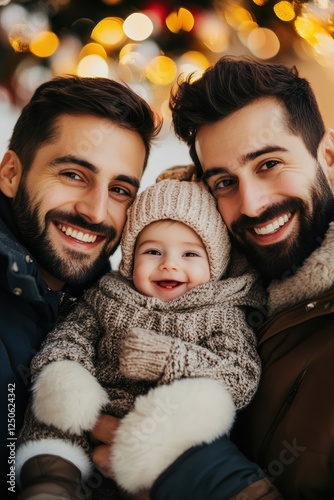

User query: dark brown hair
[170,56,325,176]
[9,75,160,172]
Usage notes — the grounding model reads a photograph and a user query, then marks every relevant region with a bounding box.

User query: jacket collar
[268,221,334,315]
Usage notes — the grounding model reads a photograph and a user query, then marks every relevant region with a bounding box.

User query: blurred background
[1,0,334,265]
[1,0,334,183]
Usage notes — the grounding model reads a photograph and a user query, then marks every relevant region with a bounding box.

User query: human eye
[216,178,236,188]
[145,249,161,256]
[109,185,137,204]
[110,185,130,196]
[208,176,236,197]
[183,251,198,257]
[259,160,280,171]
[60,171,82,181]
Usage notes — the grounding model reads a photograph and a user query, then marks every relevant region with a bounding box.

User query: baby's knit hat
[119,179,231,281]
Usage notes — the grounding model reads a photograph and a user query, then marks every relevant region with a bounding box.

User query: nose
[159,255,180,272]
[238,179,271,218]
[74,185,109,224]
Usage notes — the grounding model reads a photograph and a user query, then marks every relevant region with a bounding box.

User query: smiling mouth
[253,213,292,236]
[57,223,100,243]
[156,280,183,289]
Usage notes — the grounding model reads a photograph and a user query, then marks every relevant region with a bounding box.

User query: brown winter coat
[234,222,334,499]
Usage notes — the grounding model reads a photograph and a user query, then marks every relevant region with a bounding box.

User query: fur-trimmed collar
[268,222,334,315]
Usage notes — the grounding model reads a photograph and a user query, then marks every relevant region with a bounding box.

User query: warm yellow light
[91,17,125,48]
[252,0,267,5]
[237,21,259,45]
[77,54,109,77]
[274,1,295,22]
[30,31,59,57]
[178,51,210,76]
[294,16,317,40]
[196,14,230,53]
[247,27,280,59]
[225,6,253,30]
[146,55,177,85]
[166,8,194,33]
[79,43,107,59]
[123,13,153,41]
[8,24,32,52]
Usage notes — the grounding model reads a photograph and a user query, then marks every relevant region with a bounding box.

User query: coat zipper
[257,368,308,466]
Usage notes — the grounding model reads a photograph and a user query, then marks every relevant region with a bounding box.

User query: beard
[230,165,334,283]
[12,182,118,289]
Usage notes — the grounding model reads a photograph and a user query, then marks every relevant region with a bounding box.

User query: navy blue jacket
[151,436,282,499]
[0,192,101,497]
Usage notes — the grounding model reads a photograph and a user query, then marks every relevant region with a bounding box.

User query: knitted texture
[119,179,230,281]
[28,270,263,417]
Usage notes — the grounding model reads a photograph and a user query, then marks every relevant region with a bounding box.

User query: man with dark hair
[92,56,334,499]
[166,56,334,498]
[0,74,159,497]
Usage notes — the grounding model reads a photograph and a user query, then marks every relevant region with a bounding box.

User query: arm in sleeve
[21,288,110,442]
[150,436,283,500]
[120,305,261,410]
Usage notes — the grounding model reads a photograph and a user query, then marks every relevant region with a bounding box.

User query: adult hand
[90,413,121,478]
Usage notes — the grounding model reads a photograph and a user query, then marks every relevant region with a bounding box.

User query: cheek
[108,203,128,233]
[216,199,235,229]
[132,263,151,295]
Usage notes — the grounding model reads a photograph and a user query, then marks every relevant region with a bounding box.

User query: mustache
[45,209,117,240]
[231,198,306,233]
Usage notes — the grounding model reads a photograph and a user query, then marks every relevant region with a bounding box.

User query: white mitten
[32,360,109,434]
[110,377,235,493]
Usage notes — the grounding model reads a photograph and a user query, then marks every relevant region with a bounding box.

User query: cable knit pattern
[268,222,334,315]
[28,270,263,415]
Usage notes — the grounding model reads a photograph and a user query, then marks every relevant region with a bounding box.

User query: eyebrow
[50,155,140,188]
[202,145,289,181]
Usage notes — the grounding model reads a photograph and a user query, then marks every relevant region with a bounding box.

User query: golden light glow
[224,6,253,30]
[294,16,317,40]
[247,27,280,59]
[123,13,153,41]
[8,24,32,52]
[166,8,194,33]
[178,50,209,79]
[30,31,59,57]
[273,1,295,22]
[77,54,109,77]
[102,0,122,4]
[79,42,107,59]
[146,55,177,85]
[237,21,259,45]
[196,13,230,53]
[91,17,125,48]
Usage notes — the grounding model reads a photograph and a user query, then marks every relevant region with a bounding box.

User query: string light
[0,0,334,109]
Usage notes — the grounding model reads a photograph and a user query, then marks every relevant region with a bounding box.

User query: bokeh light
[30,31,59,58]
[91,17,126,48]
[123,13,154,41]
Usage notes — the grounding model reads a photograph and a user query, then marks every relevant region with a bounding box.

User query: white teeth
[254,213,291,235]
[58,224,97,243]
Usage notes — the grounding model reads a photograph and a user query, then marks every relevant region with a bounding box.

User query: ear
[319,129,334,191]
[0,151,22,198]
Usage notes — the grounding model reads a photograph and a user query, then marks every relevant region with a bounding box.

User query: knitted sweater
[17,269,264,495]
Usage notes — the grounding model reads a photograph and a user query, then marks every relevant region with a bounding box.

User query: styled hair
[170,56,325,177]
[9,75,160,173]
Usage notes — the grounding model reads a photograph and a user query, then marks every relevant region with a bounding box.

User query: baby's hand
[119,327,172,381]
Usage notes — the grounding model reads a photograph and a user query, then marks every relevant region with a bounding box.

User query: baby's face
[132,220,211,301]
